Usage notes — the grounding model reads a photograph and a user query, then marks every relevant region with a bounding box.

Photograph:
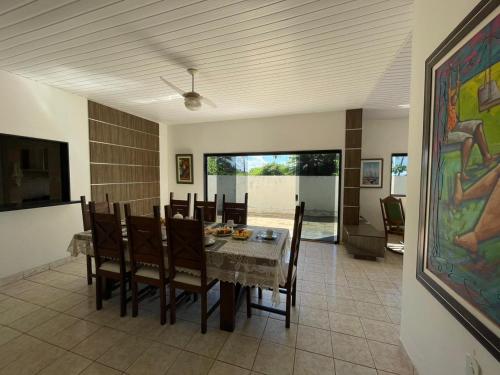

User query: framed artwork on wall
[176,154,193,184]
[418,0,499,360]
[360,158,383,188]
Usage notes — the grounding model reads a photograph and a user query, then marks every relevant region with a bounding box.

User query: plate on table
[232,229,252,240]
[212,227,234,237]
[257,231,278,241]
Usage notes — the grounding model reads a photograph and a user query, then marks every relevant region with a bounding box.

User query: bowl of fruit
[213,226,233,237]
[232,229,252,240]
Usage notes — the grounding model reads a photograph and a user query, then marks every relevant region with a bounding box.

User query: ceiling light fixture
[398,104,410,108]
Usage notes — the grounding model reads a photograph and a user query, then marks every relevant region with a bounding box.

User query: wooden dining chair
[193,193,217,222]
[247,202,305,328]
[90,202,130,317]
[170,192,191,218]
[166,206,219,333]
[222,193,248,225]
[80,194,111,285]
[125,204,169,324]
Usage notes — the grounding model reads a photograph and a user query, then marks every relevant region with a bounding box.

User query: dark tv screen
[0,133,70,211]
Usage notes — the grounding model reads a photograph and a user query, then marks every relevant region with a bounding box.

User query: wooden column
[343,109,362,226]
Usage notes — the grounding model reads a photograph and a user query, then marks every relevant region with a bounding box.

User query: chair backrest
[288,202,305,282]
[125,204,166,274]
[170,192,191,218]
[380,196,405,228]
[89,202,125,270]
[193,193,217,223]
[222,193,248,225]
[80,195,111,231]
[166,207,206,281]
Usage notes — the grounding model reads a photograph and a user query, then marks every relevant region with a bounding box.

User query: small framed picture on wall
[360,158,383,188]
[176,154,193,184]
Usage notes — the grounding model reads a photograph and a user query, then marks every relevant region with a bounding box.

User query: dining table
[67,223,290,332]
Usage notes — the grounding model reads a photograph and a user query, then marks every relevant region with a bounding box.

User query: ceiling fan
[160,68,216,111]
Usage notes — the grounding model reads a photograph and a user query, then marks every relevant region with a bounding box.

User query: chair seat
[99,260,130,273]
[173,271,214,286]
[135,265,169,280]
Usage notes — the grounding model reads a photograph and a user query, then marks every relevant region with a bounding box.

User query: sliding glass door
[204,150,341,243]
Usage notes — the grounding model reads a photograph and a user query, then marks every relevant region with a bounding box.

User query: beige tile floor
[0,243,415,375]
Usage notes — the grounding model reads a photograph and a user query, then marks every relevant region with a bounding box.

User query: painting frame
[360,158,383,188]
[176,154,194,184]
[417,0,499,360]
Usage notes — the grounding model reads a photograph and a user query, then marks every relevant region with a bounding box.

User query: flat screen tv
[0,133,71,212]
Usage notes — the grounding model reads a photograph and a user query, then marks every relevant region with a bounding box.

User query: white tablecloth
[67,226,289,304]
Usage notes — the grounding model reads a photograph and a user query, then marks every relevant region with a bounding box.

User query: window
[204,151,342,243]
[390,153,408,196]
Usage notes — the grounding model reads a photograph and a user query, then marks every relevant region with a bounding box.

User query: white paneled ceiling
[0,0,413,124]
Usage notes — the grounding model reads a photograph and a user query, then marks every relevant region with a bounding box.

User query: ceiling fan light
[184,97,202,111]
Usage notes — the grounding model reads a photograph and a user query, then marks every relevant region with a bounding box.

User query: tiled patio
[0,243,414,375]
[248,215,338,242]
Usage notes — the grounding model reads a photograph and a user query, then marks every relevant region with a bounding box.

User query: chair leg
[258,287,262,299]
[86,255,93,285]
[160,284,167,325]
[193,293,198,302]
[104,279,112,300]
[292,279,297,307]
[201,292,207,334]
[132,279,138,317]
[95,275,102,310]
[246,287,252,318]
[169,285,176,325]
[120,276,127,317]
[285,290,291,328]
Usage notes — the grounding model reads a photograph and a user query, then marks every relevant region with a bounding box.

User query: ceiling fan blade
[160,77,185,96]
[200,96,217,108]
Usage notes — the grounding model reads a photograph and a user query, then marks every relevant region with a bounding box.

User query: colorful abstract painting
[419,1,499,358]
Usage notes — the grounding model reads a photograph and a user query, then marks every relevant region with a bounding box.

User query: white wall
[0,70,90,279]
[165,111,346,207]
[360,117,409,230]
[401,1,499,374]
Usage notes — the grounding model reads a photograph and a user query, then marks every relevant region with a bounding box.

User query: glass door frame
[203,149,342,244]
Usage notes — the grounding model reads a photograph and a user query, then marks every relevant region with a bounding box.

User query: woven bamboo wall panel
[90,165,159,184]
[88,101,158,135]
[344,169,361,188]
[343,109,362,226]
[89,101,160,216]
[89,120,159,151]
[343,188,360,206]
[90,142,159,166]
[122,198,161,216]
[345,149,361,168]
[91,183,160,202]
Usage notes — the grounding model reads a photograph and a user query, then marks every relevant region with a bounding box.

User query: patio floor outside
[247,212,338,242]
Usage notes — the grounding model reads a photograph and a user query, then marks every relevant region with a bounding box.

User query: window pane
[391,154,408,196]
[205,151,341,243]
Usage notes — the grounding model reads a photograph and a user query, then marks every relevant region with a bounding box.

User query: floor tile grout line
[0,245,408,374]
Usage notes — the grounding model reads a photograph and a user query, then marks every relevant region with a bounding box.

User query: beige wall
[0,70,90,279]
[401,1,499,374]
[165,110,346,202]
[165,111,408,232]
[360,117,409,230]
